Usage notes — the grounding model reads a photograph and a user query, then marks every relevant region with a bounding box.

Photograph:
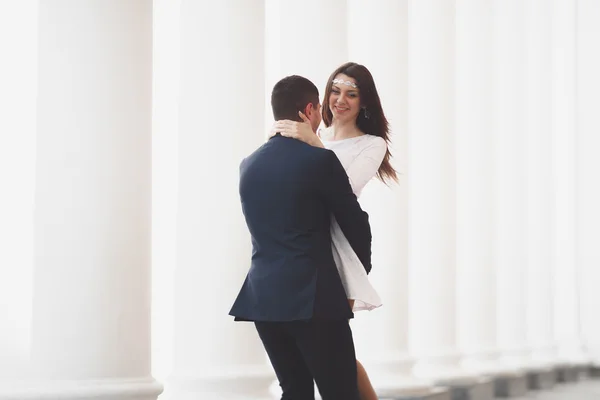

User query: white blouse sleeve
[345,136,387,195]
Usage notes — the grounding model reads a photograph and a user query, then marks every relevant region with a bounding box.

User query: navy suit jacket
[229,135,372,321]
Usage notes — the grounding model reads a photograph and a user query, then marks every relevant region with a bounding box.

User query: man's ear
[304,103,313,118]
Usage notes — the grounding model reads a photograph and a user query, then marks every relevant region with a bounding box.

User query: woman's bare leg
[356,359,378,400]
[347,300,377,399]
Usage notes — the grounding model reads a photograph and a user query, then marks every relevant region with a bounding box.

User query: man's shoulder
[301,144,338,170]
[239,138,338,178]
[239,140,270,168]
[255,136,335,158]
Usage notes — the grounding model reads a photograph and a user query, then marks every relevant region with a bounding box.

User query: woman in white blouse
[272,62,398,400]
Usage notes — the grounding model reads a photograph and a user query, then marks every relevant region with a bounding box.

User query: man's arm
[319,150,372,273]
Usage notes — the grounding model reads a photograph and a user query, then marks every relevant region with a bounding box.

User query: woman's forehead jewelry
[332,79,358,88]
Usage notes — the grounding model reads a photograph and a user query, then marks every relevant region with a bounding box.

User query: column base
[493,372,528,397]
[462,357,530,398]
[554,357,595,381]
[361,351,416,376]
[555,362,581,383]
[557,339,590,365]
[374,376,437,399]
[435,377,494,400]
[461,351,531,397]
[412,350,469,382]
[461,355,517,377]
[573,364,592,380]
[497,346,532,372]
[361,354,436,397]
[271,376,439,400]
[529,343,559,365]
[413,354,494,400]
[525,367,556,390]
[168,367,274,400]
[270,379,443,400]
[0,377,163,400]
[589,365,600,378]
[379,386,451,400]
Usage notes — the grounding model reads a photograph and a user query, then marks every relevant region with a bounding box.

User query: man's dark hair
[271,75,319,122]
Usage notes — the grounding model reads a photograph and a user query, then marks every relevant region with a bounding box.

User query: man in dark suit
[229,75,372,400]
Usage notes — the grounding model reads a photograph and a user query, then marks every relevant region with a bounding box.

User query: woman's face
[329,73,361,124]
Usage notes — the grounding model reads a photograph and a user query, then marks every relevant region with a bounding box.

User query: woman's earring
[362,107,370,119]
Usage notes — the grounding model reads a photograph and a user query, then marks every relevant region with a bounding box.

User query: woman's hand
[269,111,324,148]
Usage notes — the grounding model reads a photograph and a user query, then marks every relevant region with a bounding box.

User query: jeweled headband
[332,78,358,88]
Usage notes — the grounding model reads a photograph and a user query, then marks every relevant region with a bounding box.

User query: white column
[524,0,557,367]
[577,0,600,365]
[0,0,36,381]
[551,0,589,366]
[265,3,349,397]
[346,0,431,396]
[151,0,180,382]
[167,2,274,400]
[264,0,349,136]
[265,0,348,94]
[408,0,465,381]
[10,2,162,400]
[492,0,531,370]
[455,0,501,375]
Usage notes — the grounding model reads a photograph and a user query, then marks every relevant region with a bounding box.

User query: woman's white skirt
[330,216,382,312]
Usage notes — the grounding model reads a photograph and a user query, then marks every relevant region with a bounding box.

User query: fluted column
[408,0,466,381]
[577,0,600,365]
[167,2,273,399]
[11,2,162,399]
[151,0,180,383]
[346,0,431,396]
[265,2,349,397]
[265,0,347,88]
[492,0,531,371]
[524,0,557,367]
[264,0,348,125]
[551,0,589,366]
[0,0,36,382]
[455,0,502,375]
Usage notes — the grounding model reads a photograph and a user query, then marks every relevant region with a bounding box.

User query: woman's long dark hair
[322,62,398,184]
